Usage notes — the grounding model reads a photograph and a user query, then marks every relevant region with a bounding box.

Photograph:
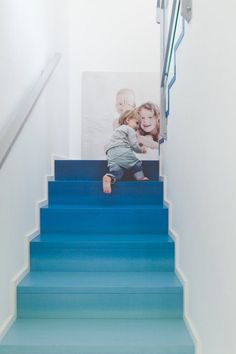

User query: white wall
[0,0,69,332]
[161,1,236,353]
[0,0,159,333]
[68,0,160,157]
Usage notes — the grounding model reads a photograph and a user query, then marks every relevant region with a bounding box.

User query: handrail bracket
[181,0,192,23]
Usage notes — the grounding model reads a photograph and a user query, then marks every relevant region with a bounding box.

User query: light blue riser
[17,293,182,319]
[40,206,168,234]
[48,180,163,206]
[17,272,182,319]
[30,235,174,272]
[0,319,194,354]
[30,248,174,272]
[55,160,159,181]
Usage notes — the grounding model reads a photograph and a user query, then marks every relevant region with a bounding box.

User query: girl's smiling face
[140,108,158,133]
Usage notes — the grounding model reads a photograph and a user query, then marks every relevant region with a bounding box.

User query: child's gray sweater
[105,125,143,154]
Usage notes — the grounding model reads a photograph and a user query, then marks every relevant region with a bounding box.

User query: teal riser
[30,248,174,272]
[40,207,168,234]
[48,180,163,206]
[30,242,174,272]
[17,292,182,319]
[17,272,183,319]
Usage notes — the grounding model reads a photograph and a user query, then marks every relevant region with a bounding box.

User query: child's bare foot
[136,176,149,181]
[103,175,112,194]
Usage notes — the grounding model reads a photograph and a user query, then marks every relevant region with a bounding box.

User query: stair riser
[30,247,174,272]
[40,209,168,234]
[55,160,159,181]
[17,293,183,319]
[48,182,163,206]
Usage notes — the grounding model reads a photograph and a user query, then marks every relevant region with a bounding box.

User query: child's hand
[138,135,159,149]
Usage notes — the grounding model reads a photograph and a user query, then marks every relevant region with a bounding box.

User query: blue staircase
[0,160,194,353]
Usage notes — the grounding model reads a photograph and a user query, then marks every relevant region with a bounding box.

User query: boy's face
[127,118,139,131]
[140,108,158,133]
[116,93,135,114]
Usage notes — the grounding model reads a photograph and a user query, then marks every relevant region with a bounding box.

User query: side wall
[68,0,160,157]
[0,0,69,332]
[161,2,236,353]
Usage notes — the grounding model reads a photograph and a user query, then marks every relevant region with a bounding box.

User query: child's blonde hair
[118,109,140,126]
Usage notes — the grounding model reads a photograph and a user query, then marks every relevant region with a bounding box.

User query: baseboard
[0,315,15,341]
[0,226,40,340]
[162,174,202,354]
[0,154,68,339]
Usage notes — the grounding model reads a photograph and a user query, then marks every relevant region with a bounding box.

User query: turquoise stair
[0,160,195,353]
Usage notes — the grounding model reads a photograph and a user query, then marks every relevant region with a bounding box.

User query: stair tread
[18,272,182,293]
[0,319,194,352]
[42,204,167,210]
[32,233,173,244]
[50,180,163,185]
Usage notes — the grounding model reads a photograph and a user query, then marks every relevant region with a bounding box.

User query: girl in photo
[137,102,160,149]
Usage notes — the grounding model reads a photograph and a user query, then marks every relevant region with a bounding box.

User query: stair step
[55,160,159,180]
[31,233,173,244]
[40,205,168,234]
[0,319,194,353]
[0,159,195,352]
[30,234,174,272]
[48,180,163,206]
[18,271,182,293]
[17,272,182,319]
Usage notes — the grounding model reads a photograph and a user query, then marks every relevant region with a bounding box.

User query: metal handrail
[161,0,179,88]
[165,16,185,117]
[0,53,61,169]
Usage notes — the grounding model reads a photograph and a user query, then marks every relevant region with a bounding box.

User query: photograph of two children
[81,72,161,161]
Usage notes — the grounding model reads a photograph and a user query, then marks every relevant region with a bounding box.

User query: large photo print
[82,72,160,160]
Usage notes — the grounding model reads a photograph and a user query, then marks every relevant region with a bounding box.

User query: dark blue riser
[48,180,163,206]
[30,246,174,272]
[17,293,182,319]
[55,160,159,181]
[40,207,168,234]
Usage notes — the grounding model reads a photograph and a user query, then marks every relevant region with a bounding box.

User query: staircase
[0,160,194,353]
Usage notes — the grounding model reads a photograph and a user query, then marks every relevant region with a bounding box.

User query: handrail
[0,53,62,169]
[165,16,185,117]
[161,0,179,88]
